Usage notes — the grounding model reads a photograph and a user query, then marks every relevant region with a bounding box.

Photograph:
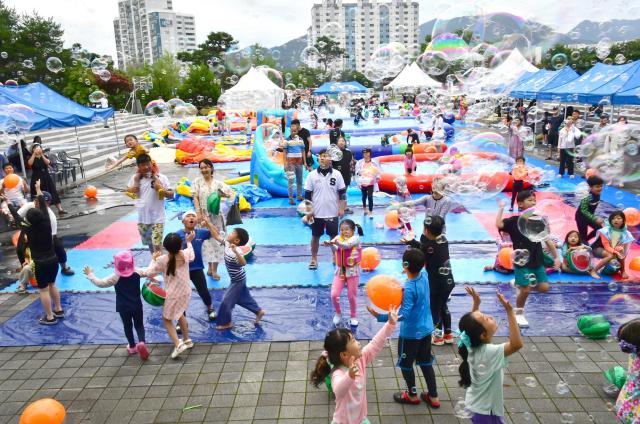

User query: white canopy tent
[218,67,285,110]
[385,62,442,90]
[461,49,538,97]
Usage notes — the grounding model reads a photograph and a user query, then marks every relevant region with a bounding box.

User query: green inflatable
[207,192,220,215]
[603,366,627,390]
[576,314,611,339]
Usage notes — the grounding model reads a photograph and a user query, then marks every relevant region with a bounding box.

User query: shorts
[514,265,548,287]
[138,223,164,248]
[471,413,506,424]
[397,336,434,370]
[34,258,59,288]
[311,217,339,238]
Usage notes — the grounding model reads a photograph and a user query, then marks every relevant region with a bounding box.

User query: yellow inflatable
[175,177,193,197]
[224,175,250,185]
[238,195,251,212]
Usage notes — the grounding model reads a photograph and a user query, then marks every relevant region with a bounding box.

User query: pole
[73,127,86,181]
[112,114,121,156]
[16,137,27,181]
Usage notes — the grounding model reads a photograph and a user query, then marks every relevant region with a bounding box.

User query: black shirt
[114,273,143,313]
[332,148,353,180]
[547,115,563,135]
[329,128,345,145]
[408,235,453,291]
[501,216,544,268]
[407,132,420,144]
[297,128,311,155]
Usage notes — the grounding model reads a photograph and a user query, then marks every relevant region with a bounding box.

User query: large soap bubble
[88,90,106,103]
[90,58,108,74]
[144,99,170,117]
[517,208,550,242]
[416,51,449,76]
[46,57,63,73]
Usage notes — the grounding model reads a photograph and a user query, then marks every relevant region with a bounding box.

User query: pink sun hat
[114,251,135,278]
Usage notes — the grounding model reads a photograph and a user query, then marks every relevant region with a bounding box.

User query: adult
[591,114,609,135]
[558,119,580,178]
[331,138,354,214]
[329,119,345,145]
[7,139,30,173]
[17,190,74,276]
[545,107,563,160]
[506,117,524,159]
[283,126,308,204]
[290,119,313,168]
[191,159,235,280]
[617,116,628,124]
[406,128,420,144]
[99,96,110,128]
[355,148,381,217]
[27,143,66,215]
[32,136,43,150]
[303,149,346,270]
[126,154,173,254]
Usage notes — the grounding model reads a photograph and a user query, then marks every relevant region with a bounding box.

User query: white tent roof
[484,49,538,86]
[385,62,442,89]
[218,67,285,110]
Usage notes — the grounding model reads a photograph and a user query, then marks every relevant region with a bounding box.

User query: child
[561,230,600,279]
[106,134,159,175]
[15,244,34,294]
[353,107,365,126]
[311,306,398,424]
[394,175,411,203]
[368,249,440,408]
[575,175,604,244]
[324,219,363,327]
[245,117,252,140]
[145,232,195,359]
[404,149,417,175]
[83,251,150,360]
[496,191,561,328]
[615,318,640,423]
[484,231,514,275]
[176,211,217,321]
[510,156,527,212]
[399,178,455,223]
[592,211,634,279]
[0,163,28,223]
[209,226,265,330]
[355,148,381,218]
[457,286,524,424]
[401,215,455,346]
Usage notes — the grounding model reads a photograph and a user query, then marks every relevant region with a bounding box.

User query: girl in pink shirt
[404,149,417,174]
[311,306,398,424]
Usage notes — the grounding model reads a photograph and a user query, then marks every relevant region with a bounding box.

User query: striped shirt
[224,241,246,283]
[284,136,305,158]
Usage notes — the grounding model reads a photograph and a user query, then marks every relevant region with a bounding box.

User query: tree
[95,70,132,110]
[61,66,100,106]
[177,31,237,64]
[128,53,181,101]
[314,36,346,74]
[176,64,220,107]
[337,69,372,87]
[419,34,432,54]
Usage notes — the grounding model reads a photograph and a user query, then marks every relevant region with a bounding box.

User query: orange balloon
[12,231,20,247]
[366,275,403,311]
[498,247,514,270]
[630,256,640,272]
[20,398,66,424]
[84,186,97,199]
[3,173,20,189]
[624,207,640,227]
[361,247,381,271]
[30,277,37,288]
[384,210,400,229]
[585,168,598,178]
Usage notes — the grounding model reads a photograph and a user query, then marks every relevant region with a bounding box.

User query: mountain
[268,35,308,69]
[566,19,640,44]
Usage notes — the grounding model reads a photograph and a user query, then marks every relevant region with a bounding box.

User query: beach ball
[366,275,402,311]
[623,208,640,227]
[361,247,381,271]
[3,173,20,189]
[141,283,165,306]
[498,247,514,270]
[568,249,591,274]
[384,210,400,229]
[19,398,66,424]
[84,186,97,199]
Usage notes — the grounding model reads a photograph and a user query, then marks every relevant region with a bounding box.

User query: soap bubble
[98,69,111,82]
[416,50,449,76]
[22,59,34,69]
[327,144,343,162]
[512,249,531,267]
[0,52,7,59]
[88,90,107,103]
[524,376,537,388]
[90,58,107,74]
[45,57,63,73]
[556,381,570,395]
[453,400,473,419]
[300,46,321,67]
[560,412,575,423]
[517,208,550,242]
[551,53,568,69]
[144,99,170,117]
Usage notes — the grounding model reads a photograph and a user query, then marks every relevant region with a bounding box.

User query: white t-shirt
[1,176,26,204]
[128,173,170,225]
[99,98,108,108]
[465,343,508,416]
[303,168,345,219]
[18,202,57,236]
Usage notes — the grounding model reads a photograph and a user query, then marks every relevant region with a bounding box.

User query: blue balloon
[443,123,455,140]
[443,112,455,125]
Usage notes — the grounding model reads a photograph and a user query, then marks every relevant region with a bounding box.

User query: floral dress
[145,244,194,320]
[192,177,234,263]
[616,354,640,424]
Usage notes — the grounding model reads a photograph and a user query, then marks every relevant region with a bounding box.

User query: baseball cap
[113,251,135,278]
[40,191,52,203]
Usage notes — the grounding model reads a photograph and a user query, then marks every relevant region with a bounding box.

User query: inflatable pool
[376,152,530,194]
[175,138,252,164]
[309,140,447,160]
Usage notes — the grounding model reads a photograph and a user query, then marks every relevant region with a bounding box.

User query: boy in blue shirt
[368,248,440,408]
[176,210,216,321]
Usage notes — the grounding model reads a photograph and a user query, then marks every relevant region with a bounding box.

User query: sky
[5,0,640,62]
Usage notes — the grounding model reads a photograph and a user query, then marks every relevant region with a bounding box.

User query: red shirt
[216,110,225,121]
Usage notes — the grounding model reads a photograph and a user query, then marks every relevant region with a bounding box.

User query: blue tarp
[0,82,114,131]
[509,67,579,99]
[313,81,368,95]
[537,61,640,103]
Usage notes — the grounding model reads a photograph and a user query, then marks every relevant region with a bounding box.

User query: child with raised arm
[310,306,398,424]
[457,286,524,424]
[106,134,159,174]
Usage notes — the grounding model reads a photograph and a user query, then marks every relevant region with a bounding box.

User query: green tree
[176,64,221,107]
[337,69,372,86]
[314,35,346,74]
[419,34,432,55]
[177,31,238,64]
[128,53,181,101]
[61,66,100,106]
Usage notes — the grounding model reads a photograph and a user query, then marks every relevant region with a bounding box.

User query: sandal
[393,391,421,405]
[421,392,440,408]
[308,260,318,270]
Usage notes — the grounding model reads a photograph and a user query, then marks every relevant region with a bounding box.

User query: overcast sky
[6,0,640,61]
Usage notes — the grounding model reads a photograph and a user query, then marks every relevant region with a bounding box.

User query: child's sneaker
[136,342,149,360]
[443,333,454,344]
[350,318,359,327]
[208,309,217,321]
[182,339,194,349]
[38,315,57,325]
[514,308,529,328]
[15,286,27,294]
[332,314,341,326]
[127,345,138,355]
[432,334,445,346]
[171,342,188,359]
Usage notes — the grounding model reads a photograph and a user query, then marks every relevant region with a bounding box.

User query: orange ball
[624,207,640,227]
[498,247,514,270]
[3,173,20,189]
[384,210,400,229]
[585,168,598,178]
[30,277,37,288]
[19,398,66,424]
[630,256,640,272]
[361,247,381,271]
[84,186,97,199]
[366,275,403,311]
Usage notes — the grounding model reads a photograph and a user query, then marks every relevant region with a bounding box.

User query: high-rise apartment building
[113,0,196,70]
[309,0,419,72]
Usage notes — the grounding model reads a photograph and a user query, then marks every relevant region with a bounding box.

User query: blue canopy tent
[0,82,116,179]
[313,81,368,95]
[537,61,640,103]
[509,67,579,99]
[614,86,640,105]
[342,81,368,93]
